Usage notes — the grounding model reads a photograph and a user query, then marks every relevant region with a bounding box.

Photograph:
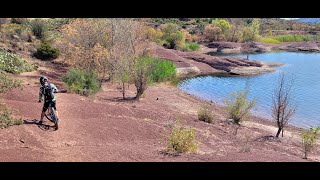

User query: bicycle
[44,101,59,130]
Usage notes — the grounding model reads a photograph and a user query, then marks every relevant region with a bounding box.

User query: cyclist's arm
[38,86,44,101]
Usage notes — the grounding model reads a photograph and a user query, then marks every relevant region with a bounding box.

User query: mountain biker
[38,76,59,127]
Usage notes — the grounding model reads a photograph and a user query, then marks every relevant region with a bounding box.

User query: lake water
[178,51,320,128]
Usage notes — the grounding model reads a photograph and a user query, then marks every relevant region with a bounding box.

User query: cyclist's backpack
[44,84,54,101]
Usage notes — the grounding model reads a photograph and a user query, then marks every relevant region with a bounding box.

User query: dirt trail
[0,61,317,162]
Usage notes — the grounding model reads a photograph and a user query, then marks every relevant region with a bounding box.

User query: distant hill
[295,18,320,24]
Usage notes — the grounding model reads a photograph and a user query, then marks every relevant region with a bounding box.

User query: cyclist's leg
[39,101,49,124]
[51,101,59,121]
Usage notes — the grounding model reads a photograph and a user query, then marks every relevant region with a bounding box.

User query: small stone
[12,35,20,40]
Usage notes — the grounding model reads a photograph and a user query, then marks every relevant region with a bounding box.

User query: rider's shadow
[23,119,56,132]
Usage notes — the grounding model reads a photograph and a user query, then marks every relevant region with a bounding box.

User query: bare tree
[108,18,150,99]
[57,18,110,80]
[272,73,296,138]
[57,18,150,99]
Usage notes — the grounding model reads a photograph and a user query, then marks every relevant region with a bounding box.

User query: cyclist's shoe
[54,122,59,130]
[38,121,43,124]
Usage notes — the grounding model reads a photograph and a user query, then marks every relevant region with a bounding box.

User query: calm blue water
[178,52,320,128]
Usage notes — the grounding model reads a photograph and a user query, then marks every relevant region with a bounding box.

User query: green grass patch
[62,68,101,96]
[182,42,201,51]
[258,37,280,44]
[274,35,320,42]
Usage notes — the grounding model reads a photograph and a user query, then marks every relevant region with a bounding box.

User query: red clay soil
[0,62,319,162]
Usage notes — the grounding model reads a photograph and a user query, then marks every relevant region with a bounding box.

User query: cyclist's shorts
[42,100,57,112]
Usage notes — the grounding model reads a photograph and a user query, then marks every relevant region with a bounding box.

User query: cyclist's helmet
[40,76,48,86]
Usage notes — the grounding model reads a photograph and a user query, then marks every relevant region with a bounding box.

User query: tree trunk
[233,124,240,136]
[122,82,125,99]
[303,151,308,159]
[276,128,282,138]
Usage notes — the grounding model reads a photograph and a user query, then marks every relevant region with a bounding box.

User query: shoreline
[176,83,304,131]
[152,41,319,78]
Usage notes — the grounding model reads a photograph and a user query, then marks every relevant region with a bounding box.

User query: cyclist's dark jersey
[38,83,58,102]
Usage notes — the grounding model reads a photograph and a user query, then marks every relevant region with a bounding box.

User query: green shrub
[164,31,185,49]
[150,58,176,83]
[302,127,320,159]
[224,88,256,124]
[0,74,22,93]
[133,57,176,99]
[183,42,200,51]
[0,50,35,74]
[165,119,198,153]
[136,57,176,83]
[30,19,47,39]
[159,23,187,50]
[259,37,280,44]
[34,43,60,60]
[198,103,214,123]
[62,68,101,96]
[242,27,258,42]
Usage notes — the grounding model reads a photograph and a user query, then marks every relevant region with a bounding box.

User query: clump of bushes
[148,58,176,83]
[34,43,60,60]
[301,127,320,159]
[164,119,198,153]
[62,68,101,96]
[30,19,47,39]
[198,103,214,123]
[0,50,36,74]
[148,23,200,52]
[224,88,256,124]
[135,56,176,83]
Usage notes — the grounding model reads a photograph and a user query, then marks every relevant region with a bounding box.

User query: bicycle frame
[49,105,55,122]
[45,101,56,123]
